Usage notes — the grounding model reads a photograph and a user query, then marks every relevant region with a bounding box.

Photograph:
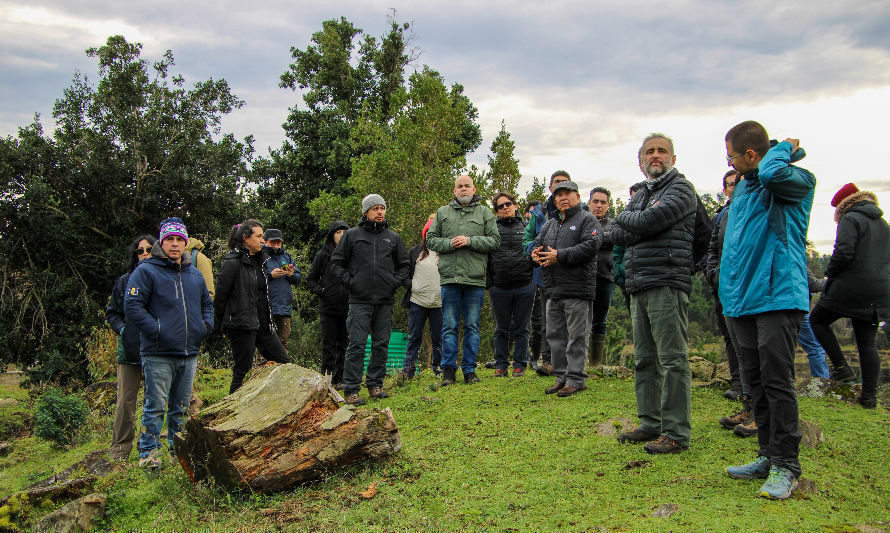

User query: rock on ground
[33,493,106,533]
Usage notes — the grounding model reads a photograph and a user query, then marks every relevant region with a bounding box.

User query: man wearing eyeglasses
[426,175,501,386]
[611,133,697,455]
[719,120,814,500]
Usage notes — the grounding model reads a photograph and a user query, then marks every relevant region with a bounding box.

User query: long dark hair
[227,219,263,251]
[126,234,157,273]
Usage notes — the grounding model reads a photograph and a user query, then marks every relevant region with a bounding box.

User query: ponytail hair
[227,219,263,250]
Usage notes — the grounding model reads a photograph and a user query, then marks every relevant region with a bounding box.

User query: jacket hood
[326,220,350,244]
[835,191,880,222]
[451,194,483,208]
[184,238,205,252]
[150,240,192,267]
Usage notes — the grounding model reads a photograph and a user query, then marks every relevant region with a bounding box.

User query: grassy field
[1,366,889,532]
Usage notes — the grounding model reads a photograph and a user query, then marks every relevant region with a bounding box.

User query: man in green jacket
[426,175,500,386]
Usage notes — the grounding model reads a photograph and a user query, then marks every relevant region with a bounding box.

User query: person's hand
[271,267,285,278]
[286,264,295,277]
[451,235,469,248]
[537,247,558,267]
[531,246,544,263]
[782,138,801,153]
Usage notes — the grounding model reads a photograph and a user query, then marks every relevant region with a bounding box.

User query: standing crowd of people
[104,121,888,501]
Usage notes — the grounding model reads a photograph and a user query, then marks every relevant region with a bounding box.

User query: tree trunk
[174,364,401,493]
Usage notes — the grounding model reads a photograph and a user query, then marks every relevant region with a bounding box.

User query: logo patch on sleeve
[129,287,139,296]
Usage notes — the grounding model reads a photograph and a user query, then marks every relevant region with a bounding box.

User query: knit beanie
[831,183,859,207]
[362,194,386,214]
[159,217,188,244]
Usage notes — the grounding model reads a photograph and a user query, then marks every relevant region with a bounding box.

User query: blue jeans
[404,302,443,375]
[441,284,485,375]
[490,283,535,369]
[797,313,829,378]
[138,355,197,457]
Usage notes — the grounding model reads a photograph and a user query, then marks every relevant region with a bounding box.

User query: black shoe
[433,365,442,377]
[857,395,877,409]
[644,436,688,454]
[484,361,496,369]
[723,388,743,401]
[441,367,457,387]
[464,372,481,384]
[617,428,659,444]
[831,363,857,383]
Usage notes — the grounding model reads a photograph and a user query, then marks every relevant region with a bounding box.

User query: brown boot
[589,334,606,368]
[719,394,753,429]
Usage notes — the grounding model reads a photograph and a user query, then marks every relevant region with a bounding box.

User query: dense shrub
[33,387,88,446]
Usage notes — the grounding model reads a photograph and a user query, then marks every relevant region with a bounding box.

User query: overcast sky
[2,0,890,251]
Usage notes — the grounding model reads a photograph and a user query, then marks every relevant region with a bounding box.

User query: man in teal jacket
[719,120,814,500]
[427,174,500,386]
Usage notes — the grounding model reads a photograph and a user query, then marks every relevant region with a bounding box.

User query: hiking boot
[536,362,553,377]
[512,367,525,377]
[557,384,587,397]
[484,361,496,369]
[432,365,441,377]
[734,419,758,437]
[494,368,508,377]
[857,395,877,409]
[139,448,163,470]
[392,371,412,385]
[720,394,752,429]
[759,466,798,500]
[544,381,565,394]
[644,436,688,454]
[464,372,481,384]
[831,363,857,383]
[344,393,366,406]
[723,388,743,401]
[441,367,457,387]
[616,428,659,444]
[529,358,540,372]
[368,387,389,399]
[726,455,771,479]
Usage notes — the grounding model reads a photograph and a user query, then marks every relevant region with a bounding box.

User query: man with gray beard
[611,133,697,455]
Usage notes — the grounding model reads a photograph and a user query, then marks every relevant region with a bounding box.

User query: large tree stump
[174,364,401,493]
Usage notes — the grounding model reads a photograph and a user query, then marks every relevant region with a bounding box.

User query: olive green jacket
[426,196,500,287]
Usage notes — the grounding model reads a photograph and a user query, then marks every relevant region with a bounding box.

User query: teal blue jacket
[718,141,815,317]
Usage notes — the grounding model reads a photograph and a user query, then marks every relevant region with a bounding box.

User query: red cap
[422,218,434,241]
[831,183,859,207]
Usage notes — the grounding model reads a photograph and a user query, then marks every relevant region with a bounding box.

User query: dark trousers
[726,311,804,477]
[490,283,535,370]
[228,326,291,393]
[404,302,442,375]
[810,304,880,397]
[273,315,291,351]
[320,312,348,384]
[530,286,551,364]
[715,297,742,390]
[591,279,615,335]
[344,303,393,395]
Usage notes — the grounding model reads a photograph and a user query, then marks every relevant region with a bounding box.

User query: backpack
[692,194,713,268]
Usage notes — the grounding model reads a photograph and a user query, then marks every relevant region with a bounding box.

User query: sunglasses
[137,247,152,255]
[496,201,514,210]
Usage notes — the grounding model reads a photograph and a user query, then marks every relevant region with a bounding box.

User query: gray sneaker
[726,455,770,479]
[759,466,798,499]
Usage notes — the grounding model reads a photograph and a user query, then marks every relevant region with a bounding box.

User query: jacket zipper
[179,270,188,355]
[262,256,275,333]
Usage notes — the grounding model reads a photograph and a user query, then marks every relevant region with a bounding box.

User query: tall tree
[0,35,252,383]
[483,121,521,200]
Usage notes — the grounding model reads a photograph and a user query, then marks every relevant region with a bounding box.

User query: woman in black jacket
[305,221,350,388]
[487,192,535,376]
[106,234,156,460]
[215,219,291,393]
[810,184,890,408]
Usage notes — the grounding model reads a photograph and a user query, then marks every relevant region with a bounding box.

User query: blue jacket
[262,245,302,317]
[718,142,815,317]
[106,272,142,365]
[124,243,214,357]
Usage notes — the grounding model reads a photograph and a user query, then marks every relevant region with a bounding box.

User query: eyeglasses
[496,201,514,210]
[137,247,152,255]
[726,150,748,164]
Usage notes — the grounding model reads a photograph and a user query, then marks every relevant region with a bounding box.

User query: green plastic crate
[362,328,407,374]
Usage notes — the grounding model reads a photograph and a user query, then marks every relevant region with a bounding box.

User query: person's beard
[457,194,472,206]
[645,159,673,179]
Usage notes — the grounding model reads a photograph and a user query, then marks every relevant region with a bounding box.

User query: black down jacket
[214,247,274,332]
[306,220,351,315]
[487,215,534,289]
[533,204,602,300]
[818,195,890,322]
[610,169,697,295]
[330,217,410,305]
[595,215,614,282]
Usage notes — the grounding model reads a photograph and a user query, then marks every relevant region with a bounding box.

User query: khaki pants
[110,363,142,460]
[273,315,292,352]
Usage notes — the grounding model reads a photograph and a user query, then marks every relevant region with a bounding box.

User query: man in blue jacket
[125,217,214,469]
[720,121,814,500]
[263,228,302,351]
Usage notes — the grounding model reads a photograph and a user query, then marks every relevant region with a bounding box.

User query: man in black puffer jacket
[612,133,697,455]
[331,194,410,406]
[532,181,601,397]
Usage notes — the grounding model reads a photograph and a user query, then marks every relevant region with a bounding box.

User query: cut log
[174,364,401,493]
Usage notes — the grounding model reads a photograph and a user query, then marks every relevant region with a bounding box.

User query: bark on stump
[174,364,401,493]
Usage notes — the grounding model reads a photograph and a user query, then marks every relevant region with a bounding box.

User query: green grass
[1,367,889,531]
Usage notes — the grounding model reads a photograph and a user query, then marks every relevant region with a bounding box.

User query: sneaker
[644,436,688,454]
[720,407,753,430]
[616,428,659,444]
[484,361,496,369]
[464,372,481,384]
[734,419,758,437]
[831,363,857,383]
[344,393,366,406]
[556,385,587,397]
[759,466,798,499]
[441,367,457,387]
[726,456,771,479]
[368,387,389,399]
[512,367,525,377]
[536,363,553,377]
[723,388,743,401]
[544,381,565,394]
[493,369,508,377]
